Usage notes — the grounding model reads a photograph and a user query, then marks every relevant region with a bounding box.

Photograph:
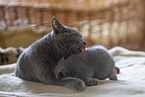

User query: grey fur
[14,17,86,91]
[55,45,117,86]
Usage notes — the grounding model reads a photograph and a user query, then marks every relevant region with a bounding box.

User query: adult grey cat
[15,17,86,91]
[55,45,117,87]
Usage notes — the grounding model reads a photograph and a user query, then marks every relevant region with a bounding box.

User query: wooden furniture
[0,0,145,64]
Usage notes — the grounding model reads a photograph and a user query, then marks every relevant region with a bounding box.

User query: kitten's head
[51,17,86,59]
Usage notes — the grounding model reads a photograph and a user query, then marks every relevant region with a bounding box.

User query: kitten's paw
[84,77,98,86]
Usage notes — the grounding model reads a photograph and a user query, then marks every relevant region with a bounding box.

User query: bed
[0,47,145,97]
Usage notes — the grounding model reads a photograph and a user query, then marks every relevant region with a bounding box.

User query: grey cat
[55,45,117,87]
[14,17,86,91]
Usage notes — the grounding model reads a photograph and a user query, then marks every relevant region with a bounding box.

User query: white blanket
[0,47,145,97]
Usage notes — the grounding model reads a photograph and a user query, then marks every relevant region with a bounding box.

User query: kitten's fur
[55,45,117,86]
[15,17,86,91]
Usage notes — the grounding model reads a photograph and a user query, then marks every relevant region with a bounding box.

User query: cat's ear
[51,17,65,34]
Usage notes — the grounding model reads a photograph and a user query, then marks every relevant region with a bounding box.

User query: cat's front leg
[37,70,85,91]
[52,77,86,91]
[83,77,99,86]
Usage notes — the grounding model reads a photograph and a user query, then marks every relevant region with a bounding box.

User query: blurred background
[0,0,145,64]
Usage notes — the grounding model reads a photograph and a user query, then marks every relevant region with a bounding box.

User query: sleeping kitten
[55,45,117,86]
[14,17,86,91]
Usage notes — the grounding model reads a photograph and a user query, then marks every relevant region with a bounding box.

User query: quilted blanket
[0,47,145,97]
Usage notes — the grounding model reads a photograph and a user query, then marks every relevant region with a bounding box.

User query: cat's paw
[73,79,86,91]
[84,77,98,86]
[63,77,85,91]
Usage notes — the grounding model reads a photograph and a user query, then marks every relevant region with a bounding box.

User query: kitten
[14,17,86,91]
[55,45,117,86]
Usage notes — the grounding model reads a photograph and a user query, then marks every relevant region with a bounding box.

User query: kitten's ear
[51,17,65,34]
